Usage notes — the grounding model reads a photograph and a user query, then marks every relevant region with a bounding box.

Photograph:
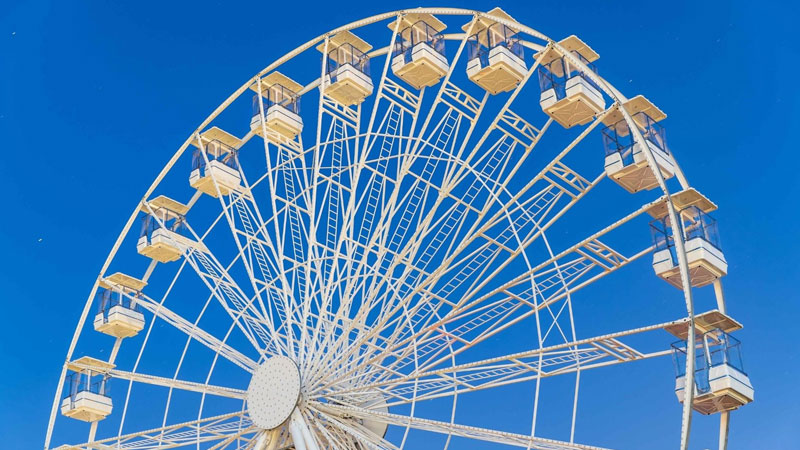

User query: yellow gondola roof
[536,35,600,66]
[316,30,372,54]
[664,310,742,340]
[67,356,116,374]
[251,71,304,96]
[99,272,147,291]
[461,7,519,38]
[389,12,447,32]
[141,195,190,216]
[602,95,667,125]
[190,126,241,150]
[645,188,718,219]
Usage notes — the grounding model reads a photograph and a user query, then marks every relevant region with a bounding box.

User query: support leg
[253,431,269,450]
[289,413,308,450]
[290,409,319,450]
[713,279,726,314]
[265,428,280,450]
[718,411,730,450]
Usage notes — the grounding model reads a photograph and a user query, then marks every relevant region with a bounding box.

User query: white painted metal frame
[45,8,734,450]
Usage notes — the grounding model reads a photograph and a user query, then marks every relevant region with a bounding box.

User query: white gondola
[650,203,727,288]
[536,35,605,128]
[464,8,527,94]
[250,72,304,143]
[672,329,754,415]
[136,196,203,263]
[390,13,448,89]
[60,357,113,422]
[93,273,146,338]
[189,127,242,197]
[602,96,675,193]
[318,31,373,106]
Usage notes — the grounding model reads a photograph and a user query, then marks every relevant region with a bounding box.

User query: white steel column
[718,411,730,450]
[713,279,727,314]
[289,409,320,450]
[253,431,269,450]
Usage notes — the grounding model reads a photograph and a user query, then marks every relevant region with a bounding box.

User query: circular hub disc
[246,356,301,429]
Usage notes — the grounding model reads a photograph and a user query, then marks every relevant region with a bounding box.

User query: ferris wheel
[45,7,754,450]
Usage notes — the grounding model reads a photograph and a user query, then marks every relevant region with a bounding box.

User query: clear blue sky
[1,1,797,449]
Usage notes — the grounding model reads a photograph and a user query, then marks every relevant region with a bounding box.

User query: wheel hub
[246,355,301,429]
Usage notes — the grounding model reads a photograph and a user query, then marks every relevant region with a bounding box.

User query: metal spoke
[133,291,258,372]
[62,412,254,449]
[315,403,608,450]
